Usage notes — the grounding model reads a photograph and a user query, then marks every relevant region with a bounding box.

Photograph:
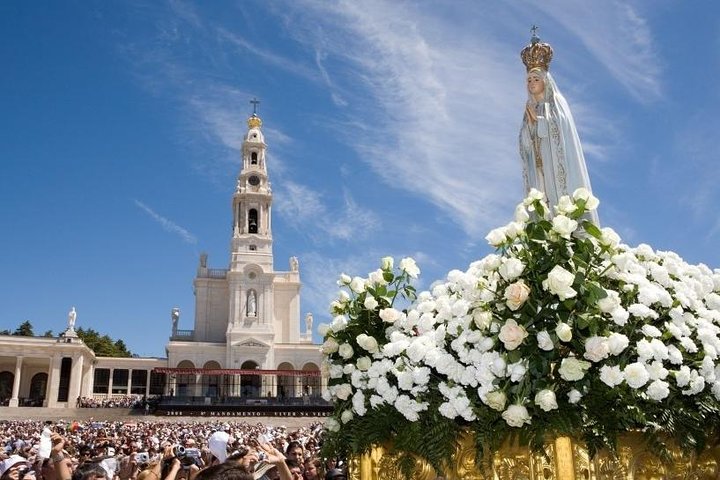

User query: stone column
[82,363,93,397]
[128,368,133,396]
[46,355,62,408]
[67,355,84,406]
[108,368,114,397]
[145,370,151,397]
[9,356,23,407]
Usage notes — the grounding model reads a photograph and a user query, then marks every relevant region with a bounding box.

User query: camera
[135,453,150,464]
[172,446,201,469]
[17,466,30,480]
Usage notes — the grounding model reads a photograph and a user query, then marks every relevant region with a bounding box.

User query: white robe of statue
[519,68,599,225]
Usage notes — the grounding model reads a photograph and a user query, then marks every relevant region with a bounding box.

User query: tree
[0,329,9,335]
[12,321,34,336]
[75,327,132,357]
[42,330,54,338]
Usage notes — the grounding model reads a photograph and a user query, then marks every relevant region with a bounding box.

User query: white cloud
[134,200,197,244]
[274,181,380,242]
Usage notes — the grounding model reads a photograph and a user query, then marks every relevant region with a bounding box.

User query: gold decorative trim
[351,433,720,479]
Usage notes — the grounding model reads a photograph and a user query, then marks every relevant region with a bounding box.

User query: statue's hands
[525,103,537,124]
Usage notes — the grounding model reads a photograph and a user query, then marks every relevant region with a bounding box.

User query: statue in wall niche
[305,312,313,334]
[290,256,299,272]
[67,306,77,331]
[247,291,257,317]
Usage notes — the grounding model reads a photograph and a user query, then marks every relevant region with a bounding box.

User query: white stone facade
[0,113,322,408]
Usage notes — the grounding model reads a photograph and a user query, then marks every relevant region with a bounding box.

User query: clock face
[248,175,260,186]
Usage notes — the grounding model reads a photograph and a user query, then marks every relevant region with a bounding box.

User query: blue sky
[1,1,719,357]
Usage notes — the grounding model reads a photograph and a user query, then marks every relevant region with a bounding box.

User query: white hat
[0,455,29,477]
[253,462,275,480]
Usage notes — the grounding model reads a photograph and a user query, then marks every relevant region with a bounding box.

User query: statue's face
[527,73,545,96]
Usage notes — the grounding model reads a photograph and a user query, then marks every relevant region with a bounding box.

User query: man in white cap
[0,455,32,480]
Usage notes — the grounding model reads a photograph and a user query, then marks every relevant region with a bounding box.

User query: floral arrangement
[319,188,720,476]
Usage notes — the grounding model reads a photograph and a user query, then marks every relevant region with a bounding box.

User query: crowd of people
[75,396,147,409]
[0,420,346,480]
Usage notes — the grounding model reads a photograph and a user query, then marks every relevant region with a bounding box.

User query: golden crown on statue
[521,26,553,72]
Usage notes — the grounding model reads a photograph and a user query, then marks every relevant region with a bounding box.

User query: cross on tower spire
[250,97,260,115]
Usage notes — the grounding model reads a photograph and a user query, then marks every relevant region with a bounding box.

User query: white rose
[514,204,530,223]
[536,330,554,351]
[499,258,526,281]
[368,269,387,286]
[338,273,351,285]
[567,389,582,404]
[542,266,577,300]
[508,361,527,382]
[599,365,624,387]
[555,195,577,216]
[340,410,354,424]
[624,362,650,389]
[399,257,420,278]
[349,276,366,293]
[555,322,572,342]
[317,323,330,337]
[338,343,354,360]
[363,295,379,310]
[325,417,340,432]
[334,384,353,400]
[321,338,339,354]
[552,215,578,239]
[597,290,621,313]
[646,379,670,401]
[331,315,348,332]
[381,256,394,270]
[379,308,402,324]
[641,325,662,338]
[600,227,620,248]
[504,221,524,240]
[498,319,528,351]
[356,357,372,371]
[559,357,591,381]
[534,389,558,412]
[473,310,493,330]
[485,227,507,247]
[607,333,629,355]
[484,390,507,411]
[572,187,599,210]
[502,404,532,427]
[504,280,531,311]
[356,334,379,354]
[584,336,610,362]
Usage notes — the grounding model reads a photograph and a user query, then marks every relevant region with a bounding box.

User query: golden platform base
[348,433,720,479]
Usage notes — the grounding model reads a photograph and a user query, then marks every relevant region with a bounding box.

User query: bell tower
[230,109,273,271]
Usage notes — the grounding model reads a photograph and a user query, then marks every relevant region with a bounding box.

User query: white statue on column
[171,307,180,335]
[67,307,77,331]
[305,312,313,336]
[290,256,299,272]
[518,28,599,225]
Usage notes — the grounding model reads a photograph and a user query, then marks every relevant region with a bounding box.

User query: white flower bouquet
[320,189,720,475]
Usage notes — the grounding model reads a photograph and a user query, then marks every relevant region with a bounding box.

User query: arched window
[240,360,260,397]
[29,372,48,402]
[250,152,258,165]
[0,371,14,403]
[248,209,258,234]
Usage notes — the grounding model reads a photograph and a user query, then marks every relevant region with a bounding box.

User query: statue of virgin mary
[519,30,599,225]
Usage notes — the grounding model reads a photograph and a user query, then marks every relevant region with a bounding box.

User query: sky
[1,1,719,358]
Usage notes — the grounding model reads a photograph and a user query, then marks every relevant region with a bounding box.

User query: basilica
[0,112,323,411]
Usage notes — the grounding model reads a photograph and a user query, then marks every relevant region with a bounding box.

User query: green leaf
[583,221,602,239]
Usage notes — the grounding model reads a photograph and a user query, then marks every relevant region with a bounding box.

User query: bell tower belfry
[230,111,273,271]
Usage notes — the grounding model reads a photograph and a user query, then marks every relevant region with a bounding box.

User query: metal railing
[170,329,195,340]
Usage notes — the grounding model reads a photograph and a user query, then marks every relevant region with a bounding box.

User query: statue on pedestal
[290,256,299,272]
[171,307,180,335]
[67,307,77,331]
[305,312,313,335]
[519,27,599,225]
